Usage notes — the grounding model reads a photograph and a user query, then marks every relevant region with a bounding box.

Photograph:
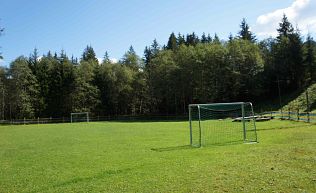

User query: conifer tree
[207,33,212,43]
[103,51,111,64]
[304,34,316,82]
[213,33,220,44]
[167,32,177,50]
[277,14,294,39]
[81,45,98,64]
[122,46,141,71]
[150,39,160,56]
[144,46,152,67]
[238,18,256,42]
[177,33,186,46]
[201,32,208,43]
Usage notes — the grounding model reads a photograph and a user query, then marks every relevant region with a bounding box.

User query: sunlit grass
[0,120,315,192]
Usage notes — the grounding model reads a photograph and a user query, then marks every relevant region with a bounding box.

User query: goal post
[70,112,89,123]
[189,102,257,147]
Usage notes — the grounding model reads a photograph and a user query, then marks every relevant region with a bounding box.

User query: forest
[0,15,316,119]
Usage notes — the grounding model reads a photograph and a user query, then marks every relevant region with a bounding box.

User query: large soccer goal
[189,102,257,147]
[70,112,89,123]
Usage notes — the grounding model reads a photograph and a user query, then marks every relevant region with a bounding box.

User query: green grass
[0,120,315,192]
[281,83,316,112]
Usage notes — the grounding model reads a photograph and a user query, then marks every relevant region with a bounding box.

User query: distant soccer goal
[70,112,89,123]
[189,102,257,147]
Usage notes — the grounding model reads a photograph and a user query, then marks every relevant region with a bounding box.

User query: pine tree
[121,46,141,71]
[238,18,256,42]
[29,48,39,72]
[144,46,152,67]
[59,49,68,61]
[228,33,234,42]
[213,33,220,44]
[274,16,303,90]
[186,32,199,46]
[47,51,52,58]
[150,39,160,56]
[277,14,294,39]
[103,51,111,64]
[304,34,316,82]
[81,45,98,64]
[166,32,177,50]
[201,32,208,44]
[177,33,186,46]
[207,33,212,43]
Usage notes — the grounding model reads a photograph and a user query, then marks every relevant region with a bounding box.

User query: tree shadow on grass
[33,168,132,193]
[53,168,133,188]
[151,145,196,152]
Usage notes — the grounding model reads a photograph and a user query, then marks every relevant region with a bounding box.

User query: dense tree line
[1,15,316,119]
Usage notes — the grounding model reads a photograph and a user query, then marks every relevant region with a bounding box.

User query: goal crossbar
[189,102,257,147]
[70,112,89,123]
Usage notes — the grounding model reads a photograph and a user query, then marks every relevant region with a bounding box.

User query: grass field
[0,120,315,192]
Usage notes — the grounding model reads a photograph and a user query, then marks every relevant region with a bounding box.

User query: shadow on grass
[55,168,132,188]
[98,119,187,123]
[151,140,254,151]
[151,145,195,152]
[206,139,244,147]
[33,168,132,192]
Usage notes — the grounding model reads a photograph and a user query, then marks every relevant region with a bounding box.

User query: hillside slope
[281,83,316,113]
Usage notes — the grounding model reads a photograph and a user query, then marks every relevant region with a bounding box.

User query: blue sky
[1,0,315,66]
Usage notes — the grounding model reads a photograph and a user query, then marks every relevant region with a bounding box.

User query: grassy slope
[0,120,315,193]
[281,83,316,113]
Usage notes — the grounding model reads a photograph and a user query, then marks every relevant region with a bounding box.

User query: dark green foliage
[277,14,294,39]
[213,33,220,44]
[0,67,7,120]
[46,53,76,117]
[273,18,304,90]
[166,32,177,50]
[143,46,152,67]
[2,14,316,118]
[177,33,186,46]
[103,51,110,64]
[72,60,100,113]
[121,46,142,71]
[238,18,256,42]
[201,32,208,43]
[81,45,98,63]
[9,56,39,118]
[185,32,200,46]
[303,35,316,83]
[150,39,160,56]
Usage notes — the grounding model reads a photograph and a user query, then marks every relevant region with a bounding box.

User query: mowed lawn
[0,120,315,192]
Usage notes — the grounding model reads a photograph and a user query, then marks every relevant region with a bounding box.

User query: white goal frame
[189,102,257,147]
[70,112,89,123]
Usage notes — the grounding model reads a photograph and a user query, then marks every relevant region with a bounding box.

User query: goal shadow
[204,139,244,147]
[151,145,195,152]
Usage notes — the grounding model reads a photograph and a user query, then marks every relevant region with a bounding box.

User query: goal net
[71,112,89,123]
[189,102,257,147]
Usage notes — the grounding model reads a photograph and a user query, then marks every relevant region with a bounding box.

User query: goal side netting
[71,112,89,123]
[189,102,257,147]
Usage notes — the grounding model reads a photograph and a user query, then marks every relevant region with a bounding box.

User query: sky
[1,0,316,66]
